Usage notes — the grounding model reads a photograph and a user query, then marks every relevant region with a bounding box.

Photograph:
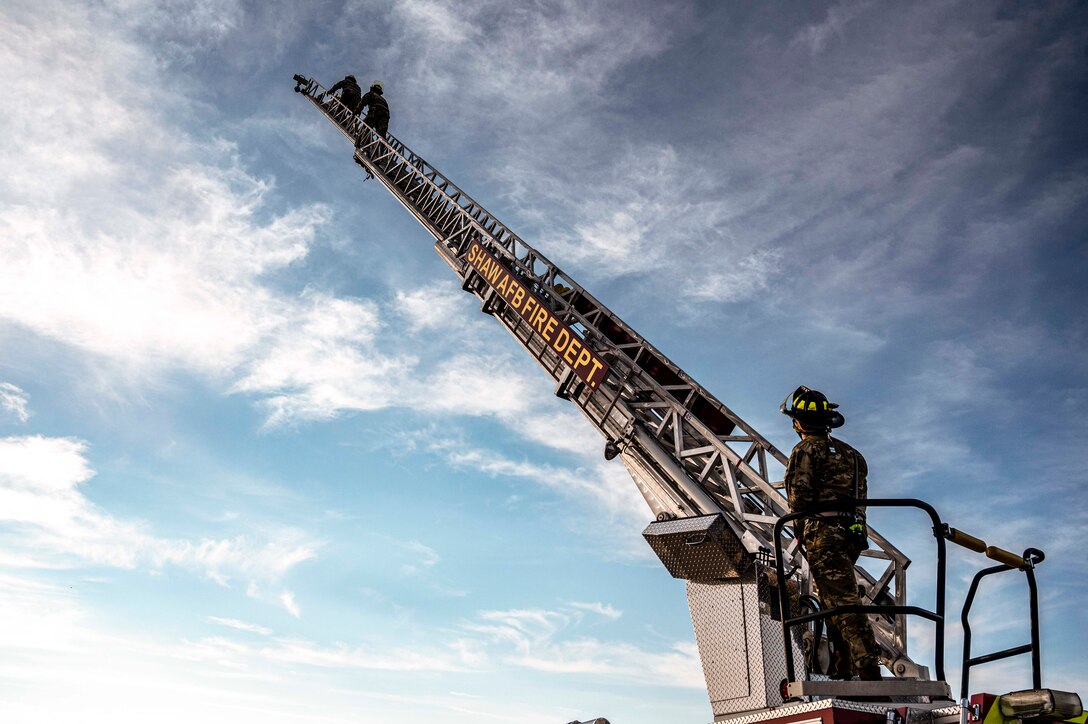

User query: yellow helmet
[780,386,844,429]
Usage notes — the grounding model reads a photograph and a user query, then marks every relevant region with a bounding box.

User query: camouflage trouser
[805,520,881,673]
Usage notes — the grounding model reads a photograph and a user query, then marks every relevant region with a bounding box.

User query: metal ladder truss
[292,74,918,674]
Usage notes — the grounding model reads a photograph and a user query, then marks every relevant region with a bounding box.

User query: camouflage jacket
[785,434,867,538]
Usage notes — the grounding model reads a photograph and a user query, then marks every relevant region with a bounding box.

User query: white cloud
[0,570,86,653]
[0,571,708,722]
[464,606,701,687]
[404,540,440,567]
[179,633,469,674]
[375,0,678,122]
[208,617,273,636]
[184,602,700,686]
[437,441,647,534]
[230,291,411,427]
[790,2,867,54]
[513,143,782,306]
[0,435,319,596]
[396,284,469,332]
[0,156,328,377]
[398,539,442,578]
[280,591,301,618]
[413,353,534,418]
[0,383,30,423]
[568,601,623,621]
[0,0,339,387]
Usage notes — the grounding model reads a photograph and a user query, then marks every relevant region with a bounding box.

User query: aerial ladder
[292,75,1083,724]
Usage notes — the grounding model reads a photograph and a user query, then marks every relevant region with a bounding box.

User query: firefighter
[326,75,362,115]
[359,80,390,137]
[781,385,882,681]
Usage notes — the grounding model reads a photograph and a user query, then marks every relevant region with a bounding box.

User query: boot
[857,664,883,681]
[843,664,892,704]
[828,646,853,680]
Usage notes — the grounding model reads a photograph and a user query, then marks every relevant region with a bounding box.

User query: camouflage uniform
[785,434,881,675]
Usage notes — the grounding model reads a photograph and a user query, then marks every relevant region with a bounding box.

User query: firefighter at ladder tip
[781,386,883,683]
[325,74,391,138]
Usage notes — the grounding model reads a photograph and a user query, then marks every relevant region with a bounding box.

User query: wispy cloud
[0,573,705,722]
[0,2,335,387]
[543,144,783,306]
[401,540,441,576]
[372,0,682,127]
[208,616,273,636]
[182,601,698,687]
[0,435,318,602]
[280,591,301,618]
[432,438,648,539]
[568,601,623,621]
[230,291,410,427]
[790,2,868,54]
[462,605,701,687]
[0,383,30,424]
[396,284,470,332]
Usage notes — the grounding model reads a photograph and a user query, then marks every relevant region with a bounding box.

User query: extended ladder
[292,74,932,712]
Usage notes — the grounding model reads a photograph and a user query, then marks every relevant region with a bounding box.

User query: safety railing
[772,498,949,688]
[960,548,1045,700]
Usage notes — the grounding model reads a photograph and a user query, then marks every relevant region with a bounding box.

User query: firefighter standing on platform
[782,386,882,681]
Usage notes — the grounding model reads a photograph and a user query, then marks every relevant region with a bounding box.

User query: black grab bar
[960,548,1045,700]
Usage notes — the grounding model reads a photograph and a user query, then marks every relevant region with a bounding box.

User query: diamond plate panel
[688,579,753,705]
[688,573,806,717]
[644,514,751,581]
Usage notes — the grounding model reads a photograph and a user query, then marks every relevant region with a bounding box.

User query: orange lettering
[553,328,570,352]
[563,337,582,365]
[542,317,558,342]
[532,307,549,334]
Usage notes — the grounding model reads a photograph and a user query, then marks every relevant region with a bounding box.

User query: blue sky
[1,1,1086,722]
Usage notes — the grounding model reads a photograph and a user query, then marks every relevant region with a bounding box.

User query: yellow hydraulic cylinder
[986,546,1026,569]
[947,527,988,553]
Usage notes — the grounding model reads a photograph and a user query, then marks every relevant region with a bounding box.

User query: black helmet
[780,385,845,429]
[345,75,357,82]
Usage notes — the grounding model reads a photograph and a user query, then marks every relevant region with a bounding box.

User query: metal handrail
[772,498,948,686]
[960,548,1045,700]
